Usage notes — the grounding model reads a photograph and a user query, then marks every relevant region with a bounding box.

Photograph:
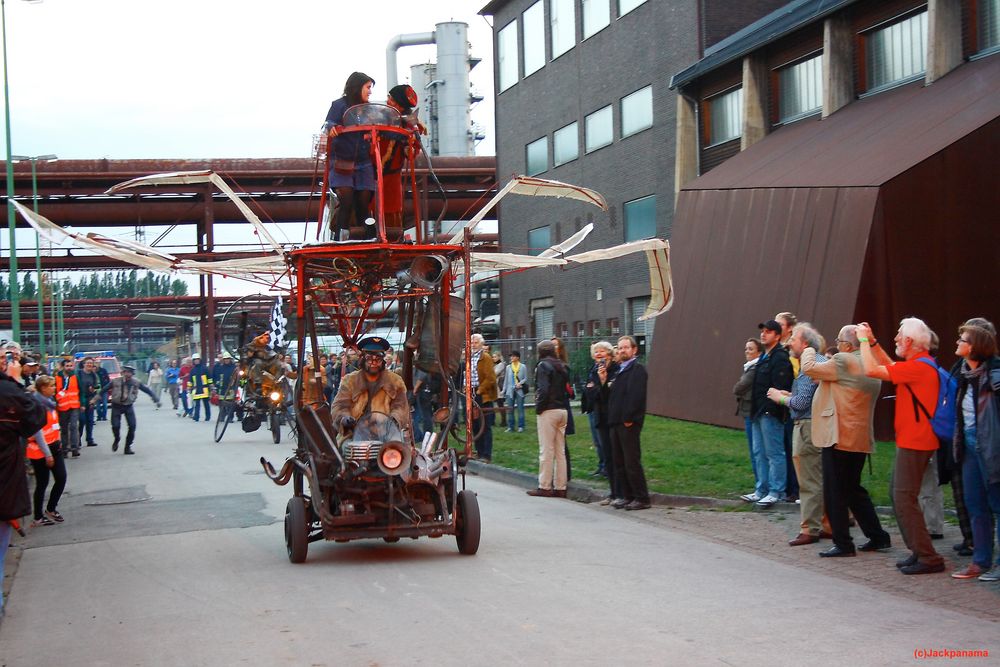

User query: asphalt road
[2,402,998,666]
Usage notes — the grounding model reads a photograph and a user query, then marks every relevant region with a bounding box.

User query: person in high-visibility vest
[54,358,82,459]
[26,375,68,527]
[188,353,213,423]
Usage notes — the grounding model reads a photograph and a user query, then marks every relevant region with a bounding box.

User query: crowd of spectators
[732,312,999,580]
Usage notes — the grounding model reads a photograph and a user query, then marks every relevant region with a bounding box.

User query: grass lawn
[490,408,910,508]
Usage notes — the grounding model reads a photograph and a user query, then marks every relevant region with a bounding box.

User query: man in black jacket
[0,351,48,616]
[607,336,651,510]
[745,320,794,507]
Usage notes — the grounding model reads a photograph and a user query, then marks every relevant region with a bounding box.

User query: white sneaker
[980,566,1000,582]
[740,492,762,503]
[755,494,780,507]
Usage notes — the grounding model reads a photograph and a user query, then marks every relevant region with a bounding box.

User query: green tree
[0,275,6,301]
[20,273,37,300]
[170,279,188,296]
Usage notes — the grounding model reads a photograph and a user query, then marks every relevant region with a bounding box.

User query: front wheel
[214,402,234,443]
[285,497,308,563]
[270,410,281,444]
[455,490,481,555]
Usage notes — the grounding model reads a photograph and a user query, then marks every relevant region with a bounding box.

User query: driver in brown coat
[331,337,412,441]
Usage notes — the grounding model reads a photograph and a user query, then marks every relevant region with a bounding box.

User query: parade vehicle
[73,350,122,380]
[213,295,296,445]
[14,101,674,562]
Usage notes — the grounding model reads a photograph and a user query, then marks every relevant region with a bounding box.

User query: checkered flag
[269,296,288,350]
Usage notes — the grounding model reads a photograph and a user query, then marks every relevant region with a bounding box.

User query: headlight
[239,369,246,376]
[269,391,281,402]
[377,442,411,476]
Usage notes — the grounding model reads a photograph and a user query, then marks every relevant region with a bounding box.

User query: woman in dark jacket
[734,338,763,487]
[323,71,376,240]
[1,354,48,615]
[583,341,620,504]
[949,321,1000,582]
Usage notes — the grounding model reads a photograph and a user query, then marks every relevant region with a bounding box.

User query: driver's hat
[357,336,391,354]
[121,364,136,373]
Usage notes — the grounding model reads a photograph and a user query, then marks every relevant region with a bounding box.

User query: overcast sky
[3,0,498,295]
[4,0,495,159]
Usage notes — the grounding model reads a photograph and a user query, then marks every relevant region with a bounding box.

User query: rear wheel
[284,497,308,563]
[455,490,481,555]
[270,410,281,444]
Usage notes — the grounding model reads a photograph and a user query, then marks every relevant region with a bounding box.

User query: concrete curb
[465,460,742,509]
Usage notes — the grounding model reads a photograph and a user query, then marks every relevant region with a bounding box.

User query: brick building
[478,0,787,354]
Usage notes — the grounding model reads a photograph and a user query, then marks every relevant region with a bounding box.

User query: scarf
[961,360,990,414]
[743,356,760,373]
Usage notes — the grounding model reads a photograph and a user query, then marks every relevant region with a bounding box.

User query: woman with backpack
[949,320,1000,582]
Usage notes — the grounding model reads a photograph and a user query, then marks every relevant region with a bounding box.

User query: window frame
[582,0,610,39]
[497,20,519,92]
[623,195,657,242]
[525,136,548,176]
[858,8,928,96]
[774,51,824,125]
[585,104,614,153]
[617,0,648,19]
[703,85,743,147]
[550,0,576,60]
[523,0,546,78]
[553,121,580,167]
[527,225,552,256]
[620,85,653,139]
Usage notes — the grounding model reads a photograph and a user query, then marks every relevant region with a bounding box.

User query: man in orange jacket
[54,358,82,459]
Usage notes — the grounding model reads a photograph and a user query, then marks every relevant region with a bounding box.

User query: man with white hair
[802,324,891,558]
[858,317,945,575]
[468,333,497,463]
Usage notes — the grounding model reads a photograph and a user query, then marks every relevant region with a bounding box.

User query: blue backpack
[907,357,958,442]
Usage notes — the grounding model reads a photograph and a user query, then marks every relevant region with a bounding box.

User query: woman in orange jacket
[27,376,68,527]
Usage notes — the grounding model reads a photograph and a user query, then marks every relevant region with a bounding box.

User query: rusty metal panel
[647,186,879,430]
[687,54,1000,190]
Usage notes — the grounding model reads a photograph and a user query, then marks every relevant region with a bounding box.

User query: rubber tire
[214,402,233,443]
[455,489,481,555]
[285,497,308,563]
[270,410,281,444]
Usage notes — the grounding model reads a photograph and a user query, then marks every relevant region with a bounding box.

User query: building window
[707,87,743,146]
[528,225,551,256]
[778,54,823,122]
[498,20,518,92]
[590,319,602,335]
[526,136,548,176]
[523,1,546,77]
[553,122,579,166]
[608,318,620,335]
[551,0,575,59]
[865,10,927,92]
[583,0,610,39]
[629,296,650,336]
[624,195,656,242]
[618,0,647,18]
[534,306,554,339]
[517,326,527,339]
[557,322,569,338]
[585,105,613,153]
[978,0,1000,53]
[575,321,586,337]
[503,327,513,339]
[621,85,653,138]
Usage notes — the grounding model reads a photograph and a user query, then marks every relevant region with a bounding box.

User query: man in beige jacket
[801,324,891,557]
[332,336,412,441]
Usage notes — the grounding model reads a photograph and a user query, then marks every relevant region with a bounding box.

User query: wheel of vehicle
[214,401,234,443]
[455,489,481,555]
[270,410,281,444]
[284,497,308,563]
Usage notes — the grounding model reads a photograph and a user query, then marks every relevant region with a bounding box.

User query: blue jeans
[97,392,108,420]
[0,521,11,614]
[751,413,787,498]
[507,393,525,430]
[474,396,494,460]
[744,416,757,481]
[962,427,1000,568]
[79,404,97,445]
[588,411,606,471]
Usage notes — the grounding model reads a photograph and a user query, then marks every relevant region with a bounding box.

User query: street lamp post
[12,153,56,357]
[2,0,43,342]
